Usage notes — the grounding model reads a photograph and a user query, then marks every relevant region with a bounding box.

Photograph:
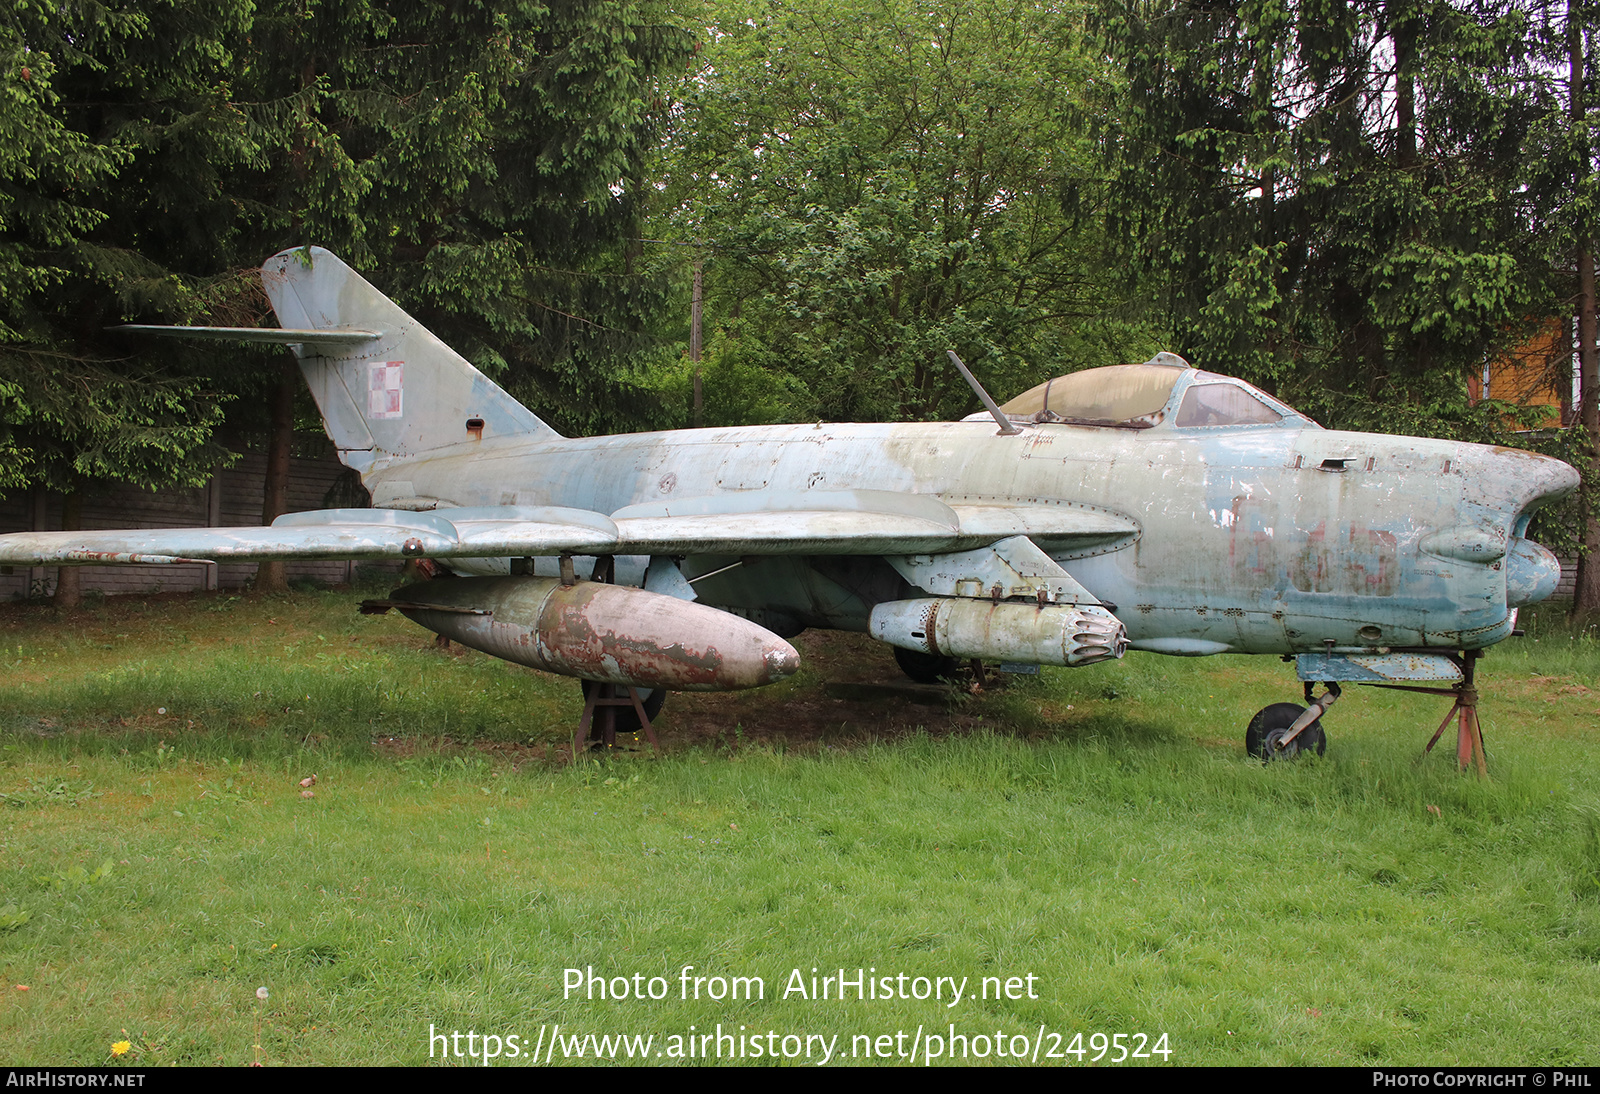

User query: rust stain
[1291,522,1396,596]
[1227,495,1276,587]
[540,585,736,688]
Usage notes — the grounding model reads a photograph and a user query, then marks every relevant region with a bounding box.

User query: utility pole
[691,245,704,428]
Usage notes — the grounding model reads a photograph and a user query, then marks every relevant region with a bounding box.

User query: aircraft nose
[1495,448,1580,516]
[1486,449,1577,609]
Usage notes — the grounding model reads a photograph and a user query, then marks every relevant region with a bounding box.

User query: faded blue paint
[1296,652,1463,683]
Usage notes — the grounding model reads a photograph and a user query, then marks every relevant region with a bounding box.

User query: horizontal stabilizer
[109,324,380,347]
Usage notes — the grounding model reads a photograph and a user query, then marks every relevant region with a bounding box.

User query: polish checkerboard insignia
[368,362,404,419]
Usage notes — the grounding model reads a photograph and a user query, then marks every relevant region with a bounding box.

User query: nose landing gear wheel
[1246,702,1327,761]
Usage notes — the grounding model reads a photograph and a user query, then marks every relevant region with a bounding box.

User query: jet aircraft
[0,248,1579,765]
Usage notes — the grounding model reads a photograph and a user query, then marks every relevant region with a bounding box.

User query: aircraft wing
[0,492,1137,564]
[0,508,619,565]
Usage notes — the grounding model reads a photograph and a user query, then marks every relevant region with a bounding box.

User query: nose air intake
[1505,538,1561,607]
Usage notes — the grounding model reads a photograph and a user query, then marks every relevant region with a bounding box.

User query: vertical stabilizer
[261,247,560,471]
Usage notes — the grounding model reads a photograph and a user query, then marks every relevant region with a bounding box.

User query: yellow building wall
[1469,321,1573,427]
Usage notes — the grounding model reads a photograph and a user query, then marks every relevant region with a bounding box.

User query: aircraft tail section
[261,247,560,471]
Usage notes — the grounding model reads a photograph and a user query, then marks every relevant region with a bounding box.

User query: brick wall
[0,440,392,600]
[1557,557,1578,601]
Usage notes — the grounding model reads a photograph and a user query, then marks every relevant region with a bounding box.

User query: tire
[1245,702,1327,761]
[893,645,961,684]
[582,680,666,738]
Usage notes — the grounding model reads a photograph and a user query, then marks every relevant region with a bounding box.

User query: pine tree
[1095,0,1547,435]
[2,0,692,598]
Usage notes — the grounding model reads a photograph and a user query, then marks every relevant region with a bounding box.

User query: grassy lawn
[1,587,1597,1066]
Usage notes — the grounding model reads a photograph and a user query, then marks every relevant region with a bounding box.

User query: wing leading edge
[0,491,1139,565]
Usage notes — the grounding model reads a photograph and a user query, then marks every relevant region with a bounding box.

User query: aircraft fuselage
[361,416,1572,657]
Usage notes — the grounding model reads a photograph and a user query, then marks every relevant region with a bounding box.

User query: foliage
[1516,0,1598,279]
[0,0,693,503]
[4,0,1595,492]
[0,0,238,495]
[1093,0,1553,432]
[652,0,1152,425]
[220,0,694,437]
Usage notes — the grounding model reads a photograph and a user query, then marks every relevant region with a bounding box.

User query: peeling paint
[391,577,799,691]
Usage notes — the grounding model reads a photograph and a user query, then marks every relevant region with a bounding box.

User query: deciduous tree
[652,0,1147,426]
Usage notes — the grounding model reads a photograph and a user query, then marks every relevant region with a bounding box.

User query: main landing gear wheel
[893,646,961,685]
[1245,702,1327,762]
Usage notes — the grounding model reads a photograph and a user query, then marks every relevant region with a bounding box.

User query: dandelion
[253,986,269,1066]
[111,1040,131,1057]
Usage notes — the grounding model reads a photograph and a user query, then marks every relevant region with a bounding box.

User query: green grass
[1,589,1598,1066]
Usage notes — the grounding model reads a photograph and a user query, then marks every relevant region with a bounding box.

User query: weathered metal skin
[869,598,1127,666]
[1294,651,1464,683]
[1505,538,1562,608]
[381,417,1573,656]
[2,248,1580,696]
[0,507,620,564]
[388,577,800,691]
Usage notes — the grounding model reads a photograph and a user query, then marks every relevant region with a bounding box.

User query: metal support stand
[565,556,657,761]
[1369,650,1487,776]
[573,683,660,760]
[1421,650,1486,777]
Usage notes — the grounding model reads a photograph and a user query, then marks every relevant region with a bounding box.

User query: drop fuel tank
[380,576,801,691]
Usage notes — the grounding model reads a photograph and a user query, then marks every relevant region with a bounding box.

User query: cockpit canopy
[999,362,1183,427]
[983,354,1311,430]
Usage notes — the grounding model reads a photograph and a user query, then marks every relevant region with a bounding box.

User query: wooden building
[1467,320,1577,427]
[0,438,388,600]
